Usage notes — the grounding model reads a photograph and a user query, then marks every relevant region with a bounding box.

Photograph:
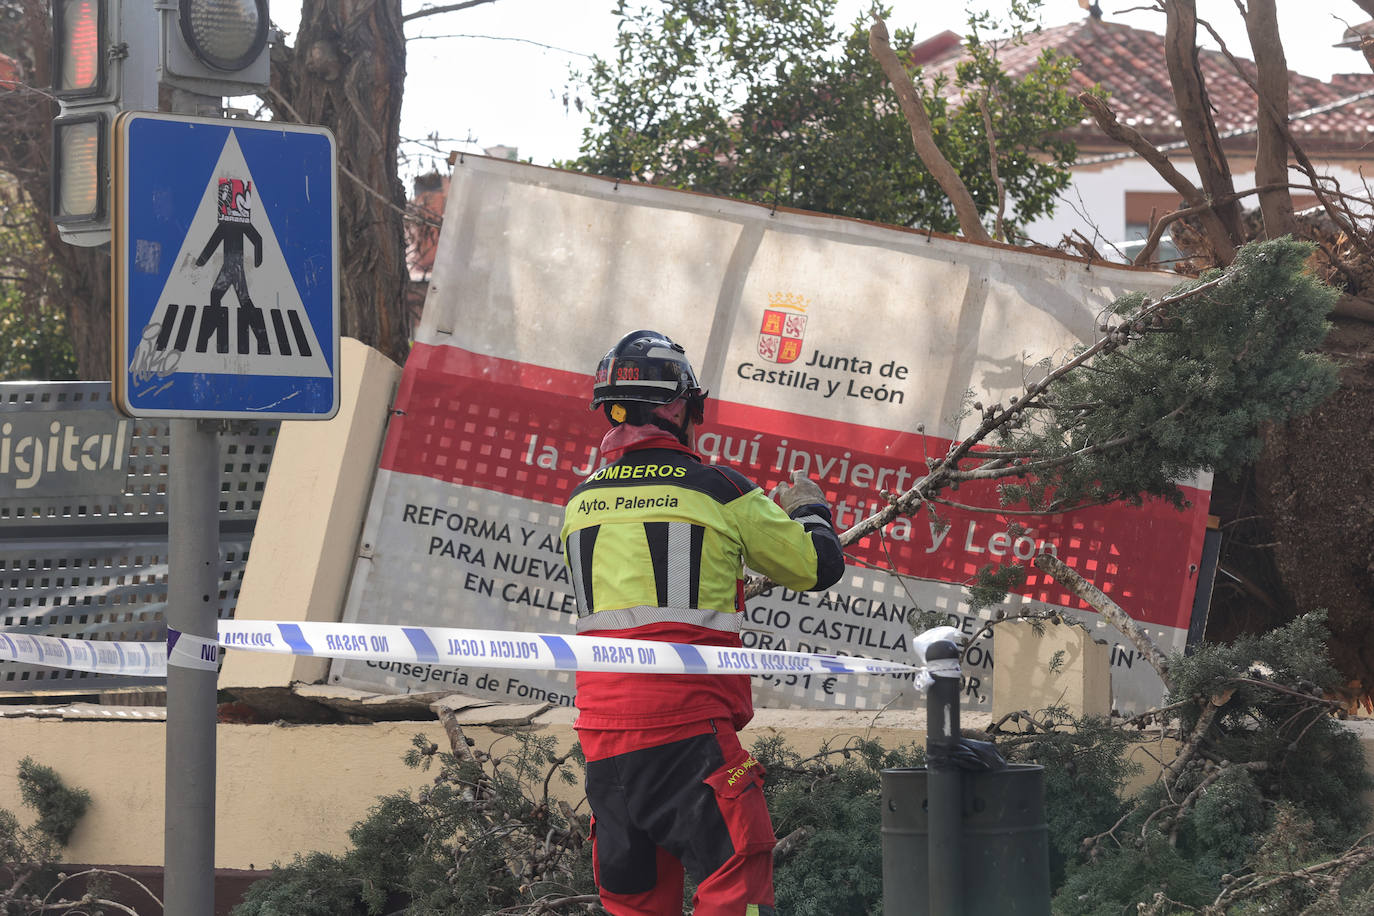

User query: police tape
[0,620,948,683]
[0,630,166,677]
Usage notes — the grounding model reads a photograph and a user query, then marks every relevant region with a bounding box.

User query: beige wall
[993,620,1112,722]
[4,704,1371,871]
[0,717,441,868]
[0,707,928,870]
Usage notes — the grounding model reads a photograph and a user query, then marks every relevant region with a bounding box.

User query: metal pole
[162,87,225,916]
[925,639,964,916]
[164,418,220,916]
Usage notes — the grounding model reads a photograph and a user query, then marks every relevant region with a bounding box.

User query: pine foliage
[1049,613,1374,915]
[995,237,1338,512]
[0,758,140,915]
[755,735,921,915]
[228,625,1374,916]
[1168,612,1370,842]
[14,758,89,849]
[232,728,592,916]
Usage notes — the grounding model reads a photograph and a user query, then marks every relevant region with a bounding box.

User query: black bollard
[924,638,964,916]
[882,633,1051,915]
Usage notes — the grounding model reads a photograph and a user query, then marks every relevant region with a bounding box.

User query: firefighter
[561,329,846,915]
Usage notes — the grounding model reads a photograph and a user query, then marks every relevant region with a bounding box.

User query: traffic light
[159,0,271,97]
[50,0,157,247]
[50,1,272,248]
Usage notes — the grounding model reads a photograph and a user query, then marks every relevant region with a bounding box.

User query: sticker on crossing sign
[113,113,339,419]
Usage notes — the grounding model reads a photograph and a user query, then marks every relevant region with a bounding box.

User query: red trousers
[581,722,777,916]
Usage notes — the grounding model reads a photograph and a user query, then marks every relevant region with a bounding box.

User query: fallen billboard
[332,155,1208,714]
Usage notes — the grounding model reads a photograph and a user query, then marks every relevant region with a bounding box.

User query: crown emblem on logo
[767,291,809,312]
[758,291,809,365]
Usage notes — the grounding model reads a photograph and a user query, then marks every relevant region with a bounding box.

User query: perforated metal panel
[0,381,276,692]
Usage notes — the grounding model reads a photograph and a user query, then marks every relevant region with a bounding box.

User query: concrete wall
[2,705,1370,872]
[993,619,1112,722]
[221,337,401,704]
[0,715,436,869]
[0,706,928,870]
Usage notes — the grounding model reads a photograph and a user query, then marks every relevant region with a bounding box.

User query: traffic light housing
[159,0,271,97]
[50,0,272,249]
[50,0,157,247]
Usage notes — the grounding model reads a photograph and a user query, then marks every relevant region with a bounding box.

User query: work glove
[770,470,829,517]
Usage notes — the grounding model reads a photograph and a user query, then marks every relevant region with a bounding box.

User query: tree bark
[48,239,113,380]
[273,0,412,365]
[1243,0,1296,239]
[867,16,991,244]
[0,0,112,379]
[1162,0,1246,249]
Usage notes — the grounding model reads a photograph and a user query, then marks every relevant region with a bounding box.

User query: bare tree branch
[978,89,1007,242]
[1034,552,1173,687]
[867,15,991,243]
[1162,1,1246,247]
[1131,182,1317,267]
[1162,700,1219,783]
[402,0,501,23]
[1193,12,1374,261]
[773,826,814,862]
[1207,838,1374,911]
[1077,91,1236,264]
[1242,0,1297,238]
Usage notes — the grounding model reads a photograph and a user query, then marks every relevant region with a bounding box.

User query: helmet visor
[592,353,701,406]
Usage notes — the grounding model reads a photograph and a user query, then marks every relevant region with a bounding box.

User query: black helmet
[591,330,707,424]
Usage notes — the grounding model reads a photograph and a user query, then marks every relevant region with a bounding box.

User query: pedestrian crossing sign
[113,112,339,419]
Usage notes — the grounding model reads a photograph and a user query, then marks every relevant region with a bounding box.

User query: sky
[271,1,1374,183]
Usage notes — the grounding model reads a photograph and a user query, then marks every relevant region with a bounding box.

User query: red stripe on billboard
[382,344,1210,629]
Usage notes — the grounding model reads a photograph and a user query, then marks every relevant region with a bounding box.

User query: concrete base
[992,619,1112,723]
[219,337,402,707]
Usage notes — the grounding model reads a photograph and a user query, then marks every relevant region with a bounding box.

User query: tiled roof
[915,17,1374,152]
[408,173,448,278]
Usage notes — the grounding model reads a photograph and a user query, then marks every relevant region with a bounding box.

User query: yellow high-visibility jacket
[561,440,844,729]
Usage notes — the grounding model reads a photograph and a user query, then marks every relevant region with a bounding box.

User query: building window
[1124,191,1185,240]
